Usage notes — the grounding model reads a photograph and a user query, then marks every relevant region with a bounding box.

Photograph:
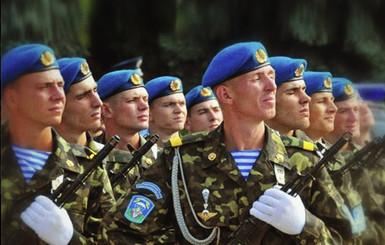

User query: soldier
[96,69,157,198]
[99,42,350,244]
[145,76,187,148]
[303,72,383,243]
[184,85,223,134]
[55,57,117,239]
[1,44,97,244]
[265,57,352,241]
[266,56,311,137]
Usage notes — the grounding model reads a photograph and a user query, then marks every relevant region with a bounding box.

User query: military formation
[1,41,384,245]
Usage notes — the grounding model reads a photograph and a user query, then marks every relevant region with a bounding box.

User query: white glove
[250,186,306,235]
[21,195,74,245]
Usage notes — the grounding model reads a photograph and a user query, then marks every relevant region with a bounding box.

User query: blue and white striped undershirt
[12,144,50,182]
[230,149,261,180]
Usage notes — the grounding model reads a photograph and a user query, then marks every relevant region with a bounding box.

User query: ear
[215,85,233,105]
[101,103,113,119]
[3,86,18,110]
[149,110,155,123]
[184,117,191,132]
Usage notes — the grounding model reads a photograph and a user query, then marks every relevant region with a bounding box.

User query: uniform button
[208,153,216,161]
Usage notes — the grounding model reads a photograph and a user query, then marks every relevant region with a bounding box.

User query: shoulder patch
[136,181,163,199]
[124,195,155,224]
[281,135,316,152]
[165,131,208,148]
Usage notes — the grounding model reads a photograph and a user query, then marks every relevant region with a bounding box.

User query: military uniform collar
[201,123,290,169]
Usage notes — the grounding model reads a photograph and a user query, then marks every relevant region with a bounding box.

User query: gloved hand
[21,195,73,245]
[250,186,306,235]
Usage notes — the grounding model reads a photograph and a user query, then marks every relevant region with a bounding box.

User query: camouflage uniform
[95,132,158,199]
[339,142,385,243]
[281,131,353,242]
[99,124,349,244]
[1,121,114,245]
[326,140,382,244]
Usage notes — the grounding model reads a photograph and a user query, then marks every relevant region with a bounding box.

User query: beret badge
[131,73,142,85]
[255,49,268,64]
[80,61,90,75]
[170,80,181,91]
[200,87,212,97]
[324,77,332,89]
[40,51,54,67]
[344,84,354,96]
[294,64,305,77]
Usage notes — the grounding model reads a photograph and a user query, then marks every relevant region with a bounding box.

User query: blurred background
[2,0,385,135]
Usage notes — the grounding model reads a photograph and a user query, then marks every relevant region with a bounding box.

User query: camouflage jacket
[325,140,383,244]
[99,124,350,244]
[339,142,385,243]
[99,134,158,200]
[1,121,114,245]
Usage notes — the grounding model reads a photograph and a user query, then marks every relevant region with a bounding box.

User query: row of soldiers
[1,42,384,244]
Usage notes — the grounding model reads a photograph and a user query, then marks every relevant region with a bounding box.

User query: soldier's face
[359,100,375,132]
[149,93,187,133]
[227,66,276,122]
[5,70,65,127]
[306,92,337,137]
[185,99,223,133]
[104,87,149,133]
[273,80,311,132]
[61,76,102,132]
[333,97,360,138]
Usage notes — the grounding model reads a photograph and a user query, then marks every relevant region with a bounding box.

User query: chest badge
[197,188,217,222]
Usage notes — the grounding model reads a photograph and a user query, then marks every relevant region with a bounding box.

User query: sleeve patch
[124,195,155,224]
[136,181,163,199]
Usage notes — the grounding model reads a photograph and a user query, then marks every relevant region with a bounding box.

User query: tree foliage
[2,0,384,91]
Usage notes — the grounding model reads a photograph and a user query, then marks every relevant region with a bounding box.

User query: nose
[138,98,149,111]
[328,101,337,113]
[52,84,65,101]
[265,76,277,92]
[92,92,103,107]
[300,90,311,105]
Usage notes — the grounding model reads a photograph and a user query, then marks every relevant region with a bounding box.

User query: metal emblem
[344,84,354,96]
[324,77,332,89]
[200,87,212,97]
[197,188,217,222]
[255,49,267,64]
[294,64,305,77]
[40,51,54,67]
[80,61,89,75]
[208,152,216,161]
[170,80,181,91]
[131,73,142,85]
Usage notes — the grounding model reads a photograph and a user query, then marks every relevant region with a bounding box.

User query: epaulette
[165,131,209,148]
[281,135,317,152]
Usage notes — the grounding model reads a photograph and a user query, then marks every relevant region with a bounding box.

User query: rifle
[51,135,120,207]
[109,134,159,188]
[228,132,352,245]
[330,136,385,180]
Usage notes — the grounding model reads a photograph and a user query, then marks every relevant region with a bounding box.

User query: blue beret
[332,77,358,102]
[145,76,183,103]
[355,83,385,101]
[303,71,333,95]
[185,85,217,109]
[202,42,270,87]
[58,57,92,93]
[1,43,59,91]
[97,70,144,100]
[269,56,307,86]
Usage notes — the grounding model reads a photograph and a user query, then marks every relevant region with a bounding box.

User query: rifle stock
[51,135,120,207]
[228,132,352,245]
[110,134,159,188]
